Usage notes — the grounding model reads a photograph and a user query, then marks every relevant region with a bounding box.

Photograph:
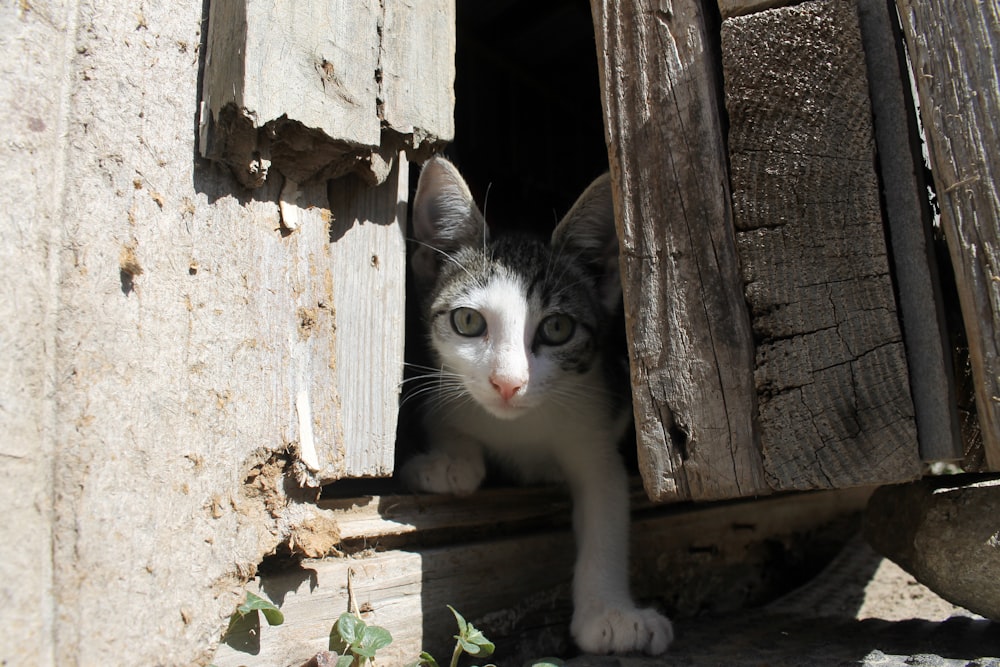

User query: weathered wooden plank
[321,483,666,550]
[379,0,456,147]
[856,0,963,462]
[212,487,872,666]
[320,158,408,479]
[590,0,769,503]
[722,0,922,489]
[200,0,381,186]
[250,158,405,483]
[320,485,576,547]
[895,0,1000,471]
[199,0,455,187]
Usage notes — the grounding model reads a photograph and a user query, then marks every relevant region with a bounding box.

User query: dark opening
[445,0,609,237]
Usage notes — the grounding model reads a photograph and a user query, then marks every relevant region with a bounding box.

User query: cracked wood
[722,0,921,490]
[590,0,768,502]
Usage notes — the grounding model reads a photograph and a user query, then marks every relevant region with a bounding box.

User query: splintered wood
[199,0,454,187]
[722,0,921,489]
[591,0,768,503]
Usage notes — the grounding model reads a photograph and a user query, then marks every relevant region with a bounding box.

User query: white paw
[400,451,485,496]
[571,604,674,655]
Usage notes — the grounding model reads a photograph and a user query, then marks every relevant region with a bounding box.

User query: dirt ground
[567,535,999,667]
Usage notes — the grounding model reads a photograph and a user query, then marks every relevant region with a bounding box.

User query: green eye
[538,314,575,346]
[450,307,487,337]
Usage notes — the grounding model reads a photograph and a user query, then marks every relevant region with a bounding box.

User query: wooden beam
[722,0,922,489]
[590,0,768,503]
[895,0,1000,471]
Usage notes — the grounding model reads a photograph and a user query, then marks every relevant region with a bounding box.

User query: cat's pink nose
[490,376,523,401]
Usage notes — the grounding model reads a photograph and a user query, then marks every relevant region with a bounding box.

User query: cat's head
[411,156,621,420]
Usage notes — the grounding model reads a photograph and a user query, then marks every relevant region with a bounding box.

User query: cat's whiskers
[398,364,467,410]
[545,377,626,410]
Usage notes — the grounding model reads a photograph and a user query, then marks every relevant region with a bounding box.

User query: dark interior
[442,0,609,237]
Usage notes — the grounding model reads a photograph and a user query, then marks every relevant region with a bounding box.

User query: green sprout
[329,611,394,666]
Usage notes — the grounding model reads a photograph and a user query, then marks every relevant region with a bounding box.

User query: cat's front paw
[400,451,485,496]
[571,604,673,655]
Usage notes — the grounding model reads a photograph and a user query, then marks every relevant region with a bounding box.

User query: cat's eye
[537,314,575,346]
[450,307,487,337]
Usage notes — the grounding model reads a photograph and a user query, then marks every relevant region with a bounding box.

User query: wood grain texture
[723,0,922,489]
[212,487,872,666]
[325,161,408,478]
[590,0,768,503]
[200,0,454,186]
[200,0,380,185]
[895,0,1000,471]
[856,0,963,462]
[380,0,456,146]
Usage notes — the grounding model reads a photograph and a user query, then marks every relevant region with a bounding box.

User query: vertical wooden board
[590,0,768,502]
[380,0,456,143]
[722,0,922,490]
[856,0,963,462]
[895,0,1000,471]
[324,157,408,478]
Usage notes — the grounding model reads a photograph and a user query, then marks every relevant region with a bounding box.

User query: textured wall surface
[1,0,368,663]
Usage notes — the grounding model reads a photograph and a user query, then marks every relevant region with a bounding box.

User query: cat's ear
[411,156,488,286]
[552,173,622,312]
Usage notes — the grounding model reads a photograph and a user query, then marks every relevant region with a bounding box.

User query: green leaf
[459,637,480,654]
[237,591,285,626]
[448,605,494,658]
[361,624,393,652]
[526,660,566,667]
[337,612,364,645]
[329,624,350,654]
[222,605,261,655]
[335,656,355,667]
[462,626,495,657]
[447,605,468,635]
[417,652,440,667]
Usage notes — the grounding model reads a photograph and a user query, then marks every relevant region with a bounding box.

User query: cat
[400,156,673,655]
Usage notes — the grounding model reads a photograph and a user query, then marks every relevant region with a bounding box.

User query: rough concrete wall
[3,0,343,664]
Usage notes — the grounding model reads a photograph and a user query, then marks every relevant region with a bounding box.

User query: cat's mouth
[480,395,532,420]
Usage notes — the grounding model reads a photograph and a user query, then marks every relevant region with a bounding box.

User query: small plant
[221,590,285,654]
[228,590,285,629]
[409,605,495,667]
[329,611,394,666]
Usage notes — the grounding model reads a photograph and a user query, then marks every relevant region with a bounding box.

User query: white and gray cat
[401,157,673,655]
